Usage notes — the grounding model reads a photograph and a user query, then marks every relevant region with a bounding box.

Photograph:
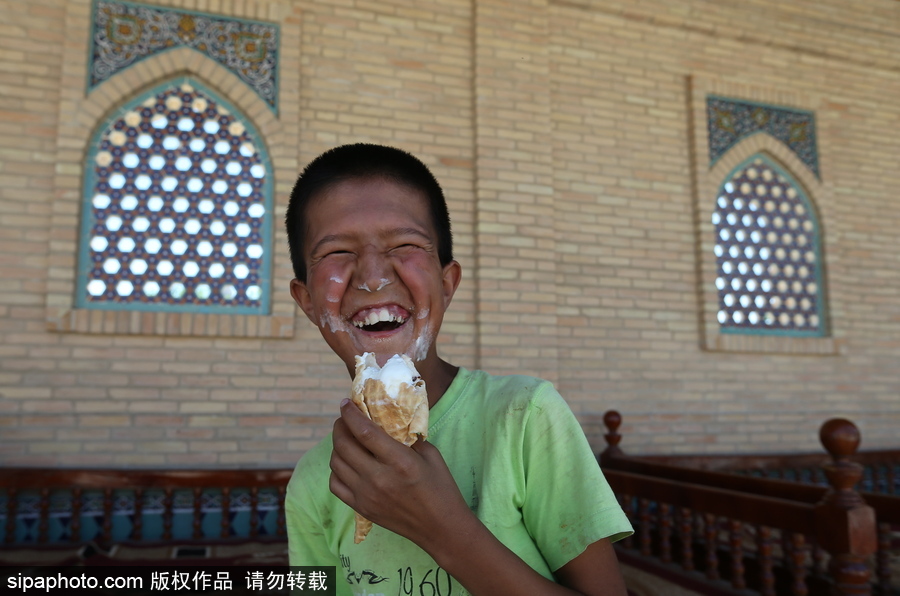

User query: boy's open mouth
[352,306,408,333]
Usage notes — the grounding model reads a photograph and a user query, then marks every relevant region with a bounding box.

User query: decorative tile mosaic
[77,78,272,314]
[707,96,819,178]
[91,0,279,111]
[712,155,826,337]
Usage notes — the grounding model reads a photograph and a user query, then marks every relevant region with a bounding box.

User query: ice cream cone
[349,352,428,543]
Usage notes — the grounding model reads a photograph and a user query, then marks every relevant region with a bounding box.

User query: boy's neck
[417,357,459,409]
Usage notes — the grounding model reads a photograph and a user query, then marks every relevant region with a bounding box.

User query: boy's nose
[354,249,394,293]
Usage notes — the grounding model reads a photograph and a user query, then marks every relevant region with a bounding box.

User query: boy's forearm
[416,509,624,596]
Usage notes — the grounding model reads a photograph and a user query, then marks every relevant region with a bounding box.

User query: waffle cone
[349,353,428,543]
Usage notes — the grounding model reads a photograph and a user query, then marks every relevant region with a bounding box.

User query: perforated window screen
[77,79,272,314]
[712,155,826,336]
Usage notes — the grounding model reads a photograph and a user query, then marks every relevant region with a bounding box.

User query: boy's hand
[329,398,470,548]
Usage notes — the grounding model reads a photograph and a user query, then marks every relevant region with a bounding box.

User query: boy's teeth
[355,308,405,328]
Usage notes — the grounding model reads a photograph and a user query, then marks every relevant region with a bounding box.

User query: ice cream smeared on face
[319,311,350,334]
[411,320,433,362]
[326,276,344,303]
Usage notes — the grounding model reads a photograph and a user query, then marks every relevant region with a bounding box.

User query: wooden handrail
[600,411,885,595]
[603,455,829,503]
[605,469,817,534]
[0,468,293,490]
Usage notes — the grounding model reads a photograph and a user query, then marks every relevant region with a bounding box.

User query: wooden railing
[599,411,898,596]
[1,468,292,550]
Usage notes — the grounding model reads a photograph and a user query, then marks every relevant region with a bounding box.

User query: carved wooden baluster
[638,498,652,557]
[38,488,50,544]
[814,466,827,486]
[885,462,895,493]
[600,410,624,465]
[860,464,873,493]
[658,503,672,564]
[132,489,143,541]
[757,525,775,596]
[876,522,891,595]
[729,519,746,590]
[704,513,720,580]
[5,488,16,544]
[789,533,809,596]
[620,495,634,550]
[276,486,286,537]
[873,462,885,493]
[816,418,876,596]
[220,487,231,539]
[249,487,259,538]
[162,488,173,541]
[192,488,202,539]
[70,488,82,543]
[679,507,694,571]
[812,541,827,578]
[888,462,896,495]
[782,529,793,576]
[101,488,113,545]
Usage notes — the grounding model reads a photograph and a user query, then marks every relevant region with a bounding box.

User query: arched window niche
[712,153,828,338]
[76,77,274,316]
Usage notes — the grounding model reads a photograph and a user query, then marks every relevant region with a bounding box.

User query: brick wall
[0,0,898,466]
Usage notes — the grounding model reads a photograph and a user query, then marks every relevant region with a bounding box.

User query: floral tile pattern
[707,96,819,178]
[91,0,279,111]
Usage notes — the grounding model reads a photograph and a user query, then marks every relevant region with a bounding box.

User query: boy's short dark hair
[285,143,454,282]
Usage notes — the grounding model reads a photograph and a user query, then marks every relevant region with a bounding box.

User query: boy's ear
[289,278,317,323]
[441,260,462,308]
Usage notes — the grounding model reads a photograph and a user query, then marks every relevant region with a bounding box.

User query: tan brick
[1,0,899,465]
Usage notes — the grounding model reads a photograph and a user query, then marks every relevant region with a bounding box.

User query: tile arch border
[48,0,300,338]
[689,76,838,355]
[88,0,281,112]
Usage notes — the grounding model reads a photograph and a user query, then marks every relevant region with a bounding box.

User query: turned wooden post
[814,418,876,596]
[600,410,625,466]
[5,488,17,544]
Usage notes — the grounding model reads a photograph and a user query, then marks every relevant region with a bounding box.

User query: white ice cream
[357,352,420,399]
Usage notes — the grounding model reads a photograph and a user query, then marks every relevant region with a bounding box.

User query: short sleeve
[285,448,342,568]
[519,386,633,571]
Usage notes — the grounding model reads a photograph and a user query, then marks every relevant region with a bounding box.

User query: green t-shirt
[285,368,632,596]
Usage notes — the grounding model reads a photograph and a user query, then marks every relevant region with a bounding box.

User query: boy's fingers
[328,469,354,507]
[330,417,373,507]
[329,440,359,484]
[339,398,398,458]
[331,416,375,476]
[411,436,436,458]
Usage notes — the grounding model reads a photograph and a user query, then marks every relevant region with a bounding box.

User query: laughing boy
[284,144,632,596]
